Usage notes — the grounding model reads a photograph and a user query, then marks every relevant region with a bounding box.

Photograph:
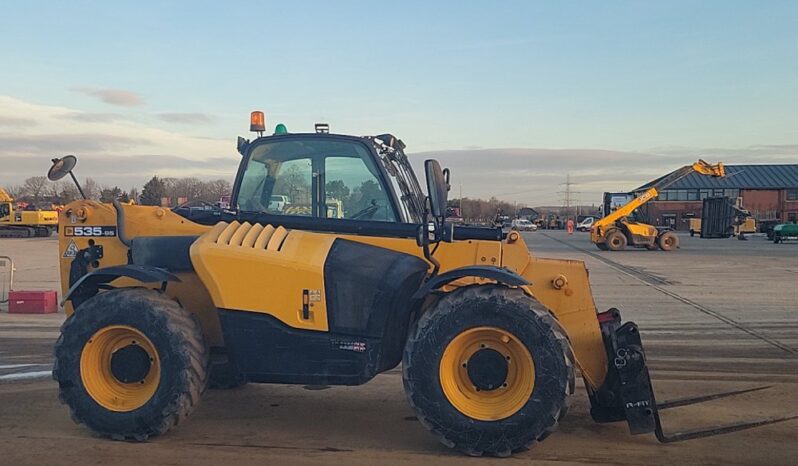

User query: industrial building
[637,164,798,230]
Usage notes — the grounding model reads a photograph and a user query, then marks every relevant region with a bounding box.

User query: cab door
[0,203,11,223]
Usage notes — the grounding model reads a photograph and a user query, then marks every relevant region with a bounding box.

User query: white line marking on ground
[0,364,37,369]
[0,371,52,382]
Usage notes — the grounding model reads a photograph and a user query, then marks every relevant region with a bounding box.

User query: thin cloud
[72,87,144,106]
[407,148,669,204]
[408,145,798,205]
[0,116,37,127]
[0,95,232,188]
[158,113,214,124]
[58,112,131,123]
[0,153,236,187]
[0,133,152,154]
[650,144,798,162]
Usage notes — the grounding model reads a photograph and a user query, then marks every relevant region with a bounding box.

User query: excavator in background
[0,187,59,238]
[592,160,726,251]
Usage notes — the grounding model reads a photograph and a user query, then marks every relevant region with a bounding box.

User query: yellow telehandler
[591,160,725,251]
[49,114,794,456]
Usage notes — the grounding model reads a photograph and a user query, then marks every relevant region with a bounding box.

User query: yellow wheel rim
[80,325,160,412]
[439,326,535,421]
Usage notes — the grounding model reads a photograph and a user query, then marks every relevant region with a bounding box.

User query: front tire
[403,286,573,457]
[53,288,209,441]
[606,230,627,251]
[658,231,679,251]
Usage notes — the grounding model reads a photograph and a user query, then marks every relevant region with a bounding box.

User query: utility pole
[559,174,579,219]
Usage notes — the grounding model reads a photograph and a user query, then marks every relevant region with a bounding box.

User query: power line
[558,173,580,217]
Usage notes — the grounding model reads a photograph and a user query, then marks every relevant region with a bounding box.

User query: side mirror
[424,160,449,220]
[47,155,78,181]
[47,155,87,199]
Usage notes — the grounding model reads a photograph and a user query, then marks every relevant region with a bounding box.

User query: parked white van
[576,217,595,232]
[511,218,538,231]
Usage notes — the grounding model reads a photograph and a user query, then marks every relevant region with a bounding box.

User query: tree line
[447,197,525,222]
[8,175,529,218]
[6,176,231,208]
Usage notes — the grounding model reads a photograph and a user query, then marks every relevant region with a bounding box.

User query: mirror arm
[423,240,441,278]
[70,171,87,200]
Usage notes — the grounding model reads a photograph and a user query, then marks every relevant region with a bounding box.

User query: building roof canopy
[637,164,798,191]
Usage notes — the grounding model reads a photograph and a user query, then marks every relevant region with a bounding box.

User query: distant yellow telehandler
[49,114,795,456]
[592,160,726,251]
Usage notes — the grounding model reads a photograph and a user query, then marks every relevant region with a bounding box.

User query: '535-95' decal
[63,226,117,237]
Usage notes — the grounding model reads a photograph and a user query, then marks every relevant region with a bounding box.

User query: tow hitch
[589,308,798,442]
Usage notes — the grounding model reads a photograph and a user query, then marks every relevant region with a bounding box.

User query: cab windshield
[236,137,401,222]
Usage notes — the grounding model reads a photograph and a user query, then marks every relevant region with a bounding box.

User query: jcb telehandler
[50,114,794,456]
[592,160,725,251]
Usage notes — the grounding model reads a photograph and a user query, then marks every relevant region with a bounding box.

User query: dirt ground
[0,232,796,465]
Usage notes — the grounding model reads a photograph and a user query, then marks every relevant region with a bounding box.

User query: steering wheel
[350,202,380,220]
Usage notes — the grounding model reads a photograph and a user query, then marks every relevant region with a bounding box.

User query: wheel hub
[110,344,152,383]
[439,327,536,421]
[466,348,508,391]
[80,325,161,412]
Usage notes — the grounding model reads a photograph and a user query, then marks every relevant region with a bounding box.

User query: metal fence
[0,255,14,305]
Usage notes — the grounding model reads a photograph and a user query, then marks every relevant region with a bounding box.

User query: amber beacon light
[250,111,266,134]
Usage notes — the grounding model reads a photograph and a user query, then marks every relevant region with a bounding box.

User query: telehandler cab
[50,113,795,456]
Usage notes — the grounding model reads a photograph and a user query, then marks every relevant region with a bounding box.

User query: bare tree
[172,177,205,204]
[204,179,232,203]
[22,176,49,205]
[82,177,101,200]
[5,185,23,199]
[54,181,81,204]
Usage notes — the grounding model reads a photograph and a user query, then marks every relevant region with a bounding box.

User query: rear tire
[606,230,627,251]
[595,242,609,251]
[657,231,679,251]
[53,288,209,441]
[403,286,573,457]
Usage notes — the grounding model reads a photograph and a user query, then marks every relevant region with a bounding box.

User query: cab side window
[325,156,396,222]
[271,159,313,216]
[236,138,399,222]
[238,158,313,217]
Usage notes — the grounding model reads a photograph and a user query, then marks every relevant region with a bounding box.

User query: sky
[1,0,797,205]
